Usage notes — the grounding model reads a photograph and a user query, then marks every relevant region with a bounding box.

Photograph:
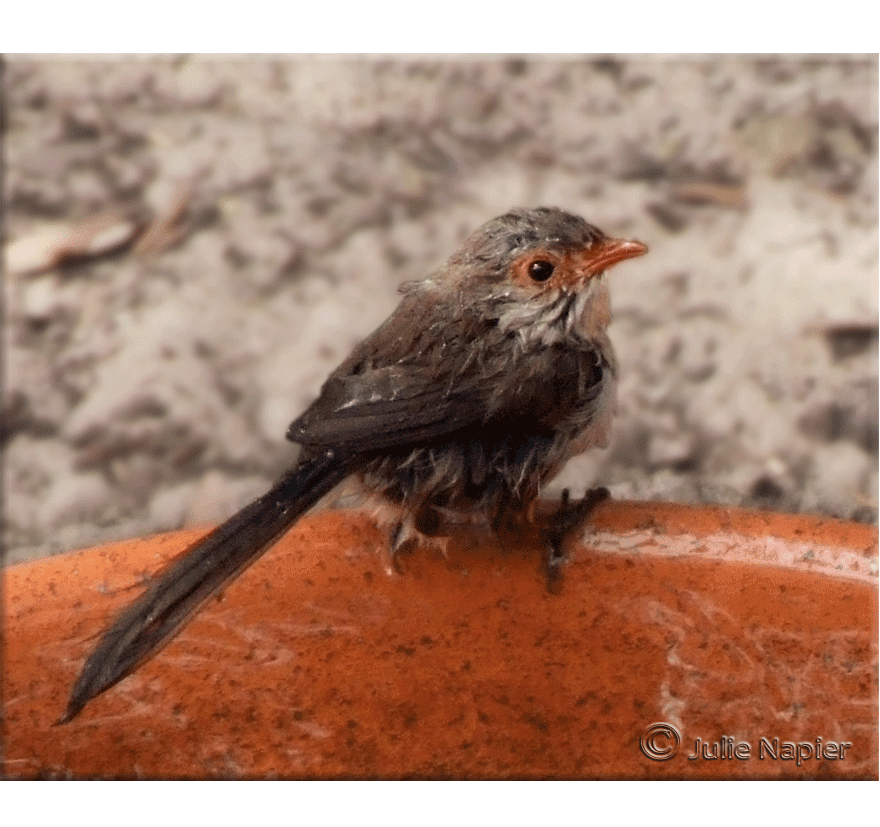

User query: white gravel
[4,55,877,564]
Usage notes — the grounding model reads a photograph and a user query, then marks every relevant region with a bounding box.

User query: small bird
[59,207,647,723]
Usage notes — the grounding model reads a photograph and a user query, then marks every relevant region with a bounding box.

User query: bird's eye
[528,260,555,282]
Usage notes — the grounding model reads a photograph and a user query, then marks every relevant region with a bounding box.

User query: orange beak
[585,237,648,276]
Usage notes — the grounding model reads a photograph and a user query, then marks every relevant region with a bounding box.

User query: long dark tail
[59,448,349,724]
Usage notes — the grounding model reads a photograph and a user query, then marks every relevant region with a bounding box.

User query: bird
[58,206,647,724]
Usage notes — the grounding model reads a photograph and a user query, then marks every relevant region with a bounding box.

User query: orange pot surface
[3,500,877,779]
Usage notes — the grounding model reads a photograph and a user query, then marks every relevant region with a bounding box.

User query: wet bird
[60,206,647,723]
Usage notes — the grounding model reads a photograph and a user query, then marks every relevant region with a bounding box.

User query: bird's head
[435,207,648,344]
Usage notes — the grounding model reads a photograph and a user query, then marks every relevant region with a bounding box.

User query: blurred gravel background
[3,55,877,565]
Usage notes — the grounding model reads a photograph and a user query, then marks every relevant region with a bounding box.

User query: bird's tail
[59,448,349,724]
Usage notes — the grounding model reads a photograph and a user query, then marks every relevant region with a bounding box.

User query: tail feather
[59,449,348,724]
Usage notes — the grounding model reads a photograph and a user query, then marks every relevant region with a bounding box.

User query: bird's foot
[544,487,610,593]
[386,514,450,575]
[387,520,411,575]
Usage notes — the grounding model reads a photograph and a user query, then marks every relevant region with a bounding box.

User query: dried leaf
[6,213,141,278]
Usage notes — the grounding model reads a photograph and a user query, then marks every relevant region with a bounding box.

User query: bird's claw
[544,486,610,593]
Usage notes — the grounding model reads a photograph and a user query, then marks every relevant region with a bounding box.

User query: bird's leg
[545,486,610,593]
[387,502,449,573]
[387,520,411,574]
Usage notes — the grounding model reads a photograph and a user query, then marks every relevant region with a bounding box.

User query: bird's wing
[287,363,492,451]
[287,291,503,452]
[287,337,606,454]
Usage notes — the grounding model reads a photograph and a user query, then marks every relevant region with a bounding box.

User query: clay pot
[3,500,876,779]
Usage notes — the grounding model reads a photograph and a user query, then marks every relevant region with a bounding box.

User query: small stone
[149,481,197,530]
[184,470,235,527]
[802,442,874,519]
[648,431,698,470]
[21,276,63,320]
[38,470,113,528]
[174,59,227,107]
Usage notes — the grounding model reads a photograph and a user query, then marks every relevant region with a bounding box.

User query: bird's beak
[586,237,648,275]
